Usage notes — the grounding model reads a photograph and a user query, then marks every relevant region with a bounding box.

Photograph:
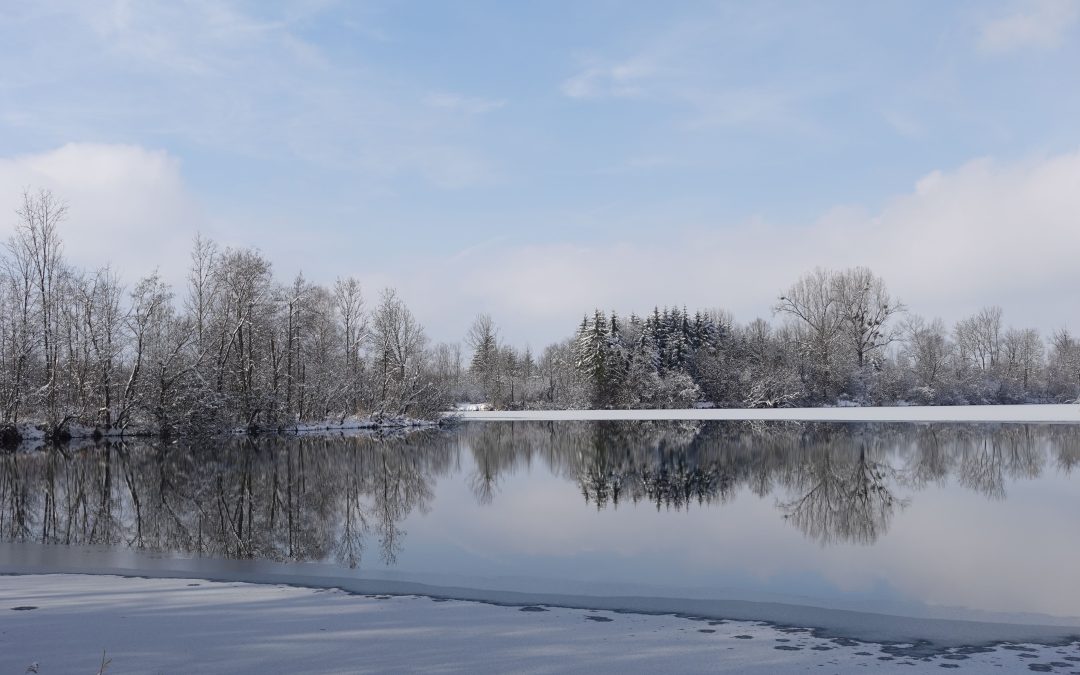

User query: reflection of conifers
[461,420,1076,546]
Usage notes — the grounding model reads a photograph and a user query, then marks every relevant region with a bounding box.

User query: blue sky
[2,0,1079,345]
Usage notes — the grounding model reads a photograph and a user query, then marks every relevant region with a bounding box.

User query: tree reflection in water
[1,422,1076,566]
[0,431,457,568]
[777,441,904,545]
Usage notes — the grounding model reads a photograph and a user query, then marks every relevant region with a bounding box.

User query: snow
[13,423,44,440]
[2,574,1078,674]
[448,403,1080,423]
[454,402,495,411]
[274,415,438,434]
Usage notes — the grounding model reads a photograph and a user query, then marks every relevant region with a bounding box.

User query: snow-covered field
[2,575,1078,674]
[449,403,1080,423]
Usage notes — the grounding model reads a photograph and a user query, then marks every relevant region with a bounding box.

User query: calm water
[2,421,1079,628]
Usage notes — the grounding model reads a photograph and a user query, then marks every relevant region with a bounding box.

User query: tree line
[0,189,454,440]
[463,269,1080,410]
[3,189,1078,440]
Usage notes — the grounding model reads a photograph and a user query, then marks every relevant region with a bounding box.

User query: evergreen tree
[575,309,615,407]
[606,311,629,403]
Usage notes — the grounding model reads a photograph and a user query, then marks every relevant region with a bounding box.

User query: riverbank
[3,574,1078,674]
[7,404,1077,450]
[0,415,440,451]
[448,403,1080,423]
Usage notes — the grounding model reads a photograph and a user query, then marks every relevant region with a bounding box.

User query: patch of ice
[2,574,1077,674]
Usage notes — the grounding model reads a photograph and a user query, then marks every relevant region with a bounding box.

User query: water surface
[2,421,1079,641]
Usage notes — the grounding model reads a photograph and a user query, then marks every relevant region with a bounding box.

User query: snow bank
[260,415,439,435]
[2,574,1078,674]
[454,402,494,411]
[447,403,1080,423]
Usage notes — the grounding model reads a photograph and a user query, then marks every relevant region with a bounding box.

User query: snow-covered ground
[263,415,438,434]
[449,403,1080,423]
[2,575,1078,674]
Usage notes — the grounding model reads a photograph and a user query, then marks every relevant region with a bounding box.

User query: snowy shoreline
[447,403,1080,423]
[6,404,1077,450]
[2,574,1079,674]
[0,415,441,450]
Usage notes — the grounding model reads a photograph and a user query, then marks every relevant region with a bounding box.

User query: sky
[1,0,1079,347]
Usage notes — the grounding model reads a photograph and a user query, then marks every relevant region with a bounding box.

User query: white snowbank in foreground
[2,575,1078,674]
[449,403,1080,423]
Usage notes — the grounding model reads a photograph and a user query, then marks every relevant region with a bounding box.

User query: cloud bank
[0,143,202,284]
[1,143,1078,347]
[423,150,1080,345]
[979,0,1080,52]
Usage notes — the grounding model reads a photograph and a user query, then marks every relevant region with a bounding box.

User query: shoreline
[447,402,1080,423]
[6,403,1079,450]
[0,416,442,450]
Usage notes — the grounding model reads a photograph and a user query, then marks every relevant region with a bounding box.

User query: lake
[2,420,1079,643]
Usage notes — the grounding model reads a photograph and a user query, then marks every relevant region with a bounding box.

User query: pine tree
[638,313,661,372]
[575,309,613,407]
[606,311,628,403]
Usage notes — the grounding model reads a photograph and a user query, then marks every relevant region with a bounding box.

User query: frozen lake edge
[2,574,1079,674]
[3,543,1079,651]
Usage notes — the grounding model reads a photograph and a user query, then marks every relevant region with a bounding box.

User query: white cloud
[415,150,1080,346]
[2,144,1077,350]
[978,0,1080,52]
[0,143,204,286]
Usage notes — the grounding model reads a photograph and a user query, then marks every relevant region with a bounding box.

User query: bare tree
[1048,329,1080,401]
[334,277,366,414]
[901,316,952,398]
[12,189,68,422]
[369,288,429,415]
[1002,327,1044,394]
[186,233,219,350]
[955,306,1003,373]
[774,268,845,400]
[0,230,39,422]
[832,266,905,369]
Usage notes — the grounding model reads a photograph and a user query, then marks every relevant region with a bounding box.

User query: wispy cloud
[978,0,1080,52]
[3,1,500,190]
[560,57,660,99]
[423,92,506,115]
[557,14,818,135]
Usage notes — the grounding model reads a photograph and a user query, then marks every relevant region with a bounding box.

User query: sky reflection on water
[1,421,1077,623]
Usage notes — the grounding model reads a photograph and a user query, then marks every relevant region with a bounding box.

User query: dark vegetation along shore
[2,189,1078,448]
